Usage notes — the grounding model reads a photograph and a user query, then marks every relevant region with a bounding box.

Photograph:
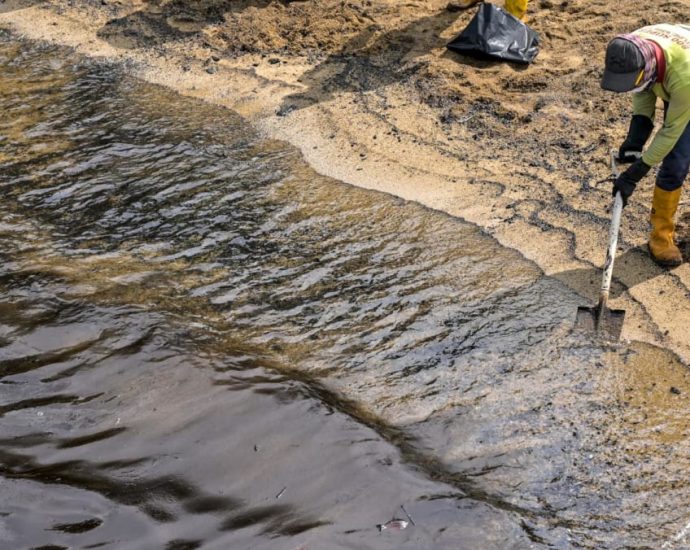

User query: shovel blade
[575,305,626,341]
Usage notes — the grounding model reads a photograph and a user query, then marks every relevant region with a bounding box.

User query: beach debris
[447,3,539,64]
[376,519,408,532]
[275,486,287,499]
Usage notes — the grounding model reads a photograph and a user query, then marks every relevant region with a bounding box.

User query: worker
[455,0,528,21]
[601,25,690,268]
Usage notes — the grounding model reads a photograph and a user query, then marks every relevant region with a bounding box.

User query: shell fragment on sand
[377,519,409,532]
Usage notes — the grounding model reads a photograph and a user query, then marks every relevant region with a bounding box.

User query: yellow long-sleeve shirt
[632,24,690,166]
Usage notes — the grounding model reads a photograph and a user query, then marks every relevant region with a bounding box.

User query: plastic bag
[446,3,539,64]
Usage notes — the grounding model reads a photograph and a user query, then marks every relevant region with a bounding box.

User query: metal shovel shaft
[598,190,624,313]
[575,151,626,340]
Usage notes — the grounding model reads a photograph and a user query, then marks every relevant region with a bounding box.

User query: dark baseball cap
[601,37,645,92]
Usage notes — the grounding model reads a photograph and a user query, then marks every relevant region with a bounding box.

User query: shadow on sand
[0,0,43,15]
[96,0,318,50]
[553,246,675,312]
[96,0,237,49]
[277,8,530,115]
[96,1,529,116]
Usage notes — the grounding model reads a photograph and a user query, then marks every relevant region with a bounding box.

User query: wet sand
[0,0,688,363]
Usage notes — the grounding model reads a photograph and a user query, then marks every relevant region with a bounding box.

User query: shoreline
[2,0,689,362]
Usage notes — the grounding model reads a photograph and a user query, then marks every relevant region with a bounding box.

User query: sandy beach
[2,0,689,362]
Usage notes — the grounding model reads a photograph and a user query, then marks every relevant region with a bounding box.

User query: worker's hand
[617,115,654,164]
[612,158,651,207]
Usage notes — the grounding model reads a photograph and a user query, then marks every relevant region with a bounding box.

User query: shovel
[575,151,626,340]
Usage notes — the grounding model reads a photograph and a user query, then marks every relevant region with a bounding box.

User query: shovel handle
[610,150,622,178]
[600,151,624,305]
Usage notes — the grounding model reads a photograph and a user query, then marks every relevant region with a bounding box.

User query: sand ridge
[1,0,689,361]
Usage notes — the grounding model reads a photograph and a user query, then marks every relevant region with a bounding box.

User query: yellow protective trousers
[504,0,528,20]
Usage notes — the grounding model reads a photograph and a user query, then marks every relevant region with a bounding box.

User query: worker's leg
[649,123,690,267]
[504,0,528,20]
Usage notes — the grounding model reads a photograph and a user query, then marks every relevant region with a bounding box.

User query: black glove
[612,158,651,207]
[618,114,654,163]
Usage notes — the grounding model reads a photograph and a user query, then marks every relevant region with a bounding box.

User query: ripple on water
[1,32,689,549]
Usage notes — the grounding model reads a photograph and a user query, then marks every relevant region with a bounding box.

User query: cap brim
[601,69,642,92]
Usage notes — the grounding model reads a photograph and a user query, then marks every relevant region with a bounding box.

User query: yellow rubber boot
[504,0,528,20]
[648,186,683,267]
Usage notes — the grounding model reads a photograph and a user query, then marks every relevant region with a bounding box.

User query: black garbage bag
[446,3,539,64]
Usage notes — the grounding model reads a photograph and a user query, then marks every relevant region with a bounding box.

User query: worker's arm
[615,90,657,164]
[642,88,690,166]
[619,115,654,162]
